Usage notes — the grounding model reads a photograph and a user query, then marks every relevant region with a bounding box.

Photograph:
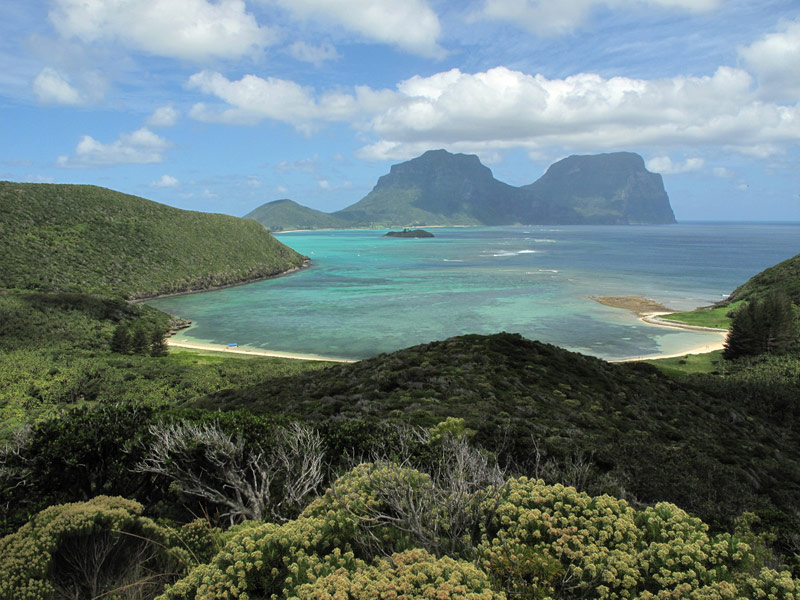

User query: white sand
[166,339,356,363]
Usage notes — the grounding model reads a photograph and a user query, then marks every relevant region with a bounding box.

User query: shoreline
[166,339,356,363]
[591,296,728,362]
[132,260,311,303]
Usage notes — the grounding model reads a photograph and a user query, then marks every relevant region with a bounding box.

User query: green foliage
[157,466,798,600]
[0,181,305,298]
[659,302,741,330]
[727,252,800,306]
[195,332,800,539]
[724,290,798,359]
[0,496,190,600]
[244,199,351,232]
[0,288,326,434]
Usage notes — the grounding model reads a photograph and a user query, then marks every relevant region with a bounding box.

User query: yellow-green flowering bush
[0,495,189,600]
[158,508,359,600]
[478,477,641,599]
[294,547,501,600]
[157,465,800,600]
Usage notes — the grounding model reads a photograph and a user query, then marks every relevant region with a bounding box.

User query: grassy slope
[727,252,800,304]
[658,302,741,329]
[0,182,306,299]
[195,332,800,532]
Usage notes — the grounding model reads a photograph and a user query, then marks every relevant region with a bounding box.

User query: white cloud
[272,0,444,58]
[32,67,81,105]
[355,65,800,161]
[147,105,180,128]
[287,41,340,66]
[57,128,171,167]
[50,0,276,61]
[479,0,722,36]
[646,156,704,174]
[150,174,179,187]
[739,19,800,103]
[187,70,397,132]
[713,167,734,178]
[276,155,319,173]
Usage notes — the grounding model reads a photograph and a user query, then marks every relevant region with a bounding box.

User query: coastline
[132,259,311,303]
[166,339,356,363]
[591,296,728,362]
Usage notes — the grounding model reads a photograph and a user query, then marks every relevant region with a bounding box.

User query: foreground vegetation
[3,459,798,600]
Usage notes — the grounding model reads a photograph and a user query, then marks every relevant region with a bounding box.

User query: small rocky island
[383,228,435,238]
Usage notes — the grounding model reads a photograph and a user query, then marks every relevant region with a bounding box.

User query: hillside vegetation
[0,182,306,299]
[727,252,800,305]
[244,198,350,231]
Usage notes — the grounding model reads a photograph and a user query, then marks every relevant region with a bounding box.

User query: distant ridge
[247,150,676,230]
[244,199,350,232]
[0,182,306,299]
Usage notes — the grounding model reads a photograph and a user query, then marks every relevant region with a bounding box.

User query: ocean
[147,223,800,361]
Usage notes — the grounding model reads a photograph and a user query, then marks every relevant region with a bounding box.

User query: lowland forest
[1,180,800,600]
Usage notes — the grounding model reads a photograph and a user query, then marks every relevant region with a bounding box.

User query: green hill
[195,332,800,534]
[244,198,351,231]
[726,252,800,305]
[0,182,306,299]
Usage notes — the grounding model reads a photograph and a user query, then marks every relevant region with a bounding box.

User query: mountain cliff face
[520,152,675,224]
[334,150,520,226]
[246,149,677,230]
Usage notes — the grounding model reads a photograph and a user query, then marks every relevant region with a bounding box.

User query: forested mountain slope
[0,182,306,299]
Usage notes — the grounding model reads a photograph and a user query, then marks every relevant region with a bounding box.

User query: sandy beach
[590,296,728,362]
[166,339,356,363]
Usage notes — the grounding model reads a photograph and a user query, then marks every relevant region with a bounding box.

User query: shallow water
[148,223,800,361]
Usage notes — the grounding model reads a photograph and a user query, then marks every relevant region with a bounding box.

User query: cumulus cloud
[32,67,82,105]
[147,105,180,128]
[272,0,444,58]
[355,65,800,161]
[646,156,704,174]
[479,0,722,35]
[150,174,179,187]
[57,128,171,167]
[739,19,800,103]
[49,0,276,61]
[287,41,340,66]
[187,70,397,132]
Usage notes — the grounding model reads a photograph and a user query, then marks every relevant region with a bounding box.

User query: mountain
[520,152,676,224]
[333,149,520,226]
[246,150,676,230]
[0,182,306,299]
[244,198,350,231]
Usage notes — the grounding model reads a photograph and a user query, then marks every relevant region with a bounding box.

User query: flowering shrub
[295,547,501,600]
[0,495,189,600]
[153,466,800,600]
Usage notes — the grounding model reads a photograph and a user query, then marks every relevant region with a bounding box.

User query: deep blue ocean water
[148,223,800,361]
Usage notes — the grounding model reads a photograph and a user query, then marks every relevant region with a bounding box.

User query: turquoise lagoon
[148,224,800,361]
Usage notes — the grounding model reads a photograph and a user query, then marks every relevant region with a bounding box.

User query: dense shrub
[0,496,191,600]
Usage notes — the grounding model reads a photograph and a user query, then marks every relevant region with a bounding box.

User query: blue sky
[1,0,799,221]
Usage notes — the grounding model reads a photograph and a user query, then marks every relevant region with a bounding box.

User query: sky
[1,0,799,222]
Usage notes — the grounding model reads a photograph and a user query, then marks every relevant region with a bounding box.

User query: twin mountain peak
[245,150,676,231]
